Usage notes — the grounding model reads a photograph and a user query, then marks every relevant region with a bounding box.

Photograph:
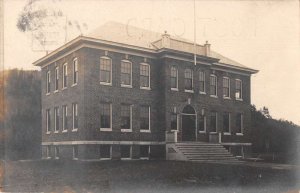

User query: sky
[3,0,300,125]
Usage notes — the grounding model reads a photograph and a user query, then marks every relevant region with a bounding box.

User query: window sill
[62,130,68,133]
[236,133,243,136]
[46,93,50,96]
[224,132,231,135]
[210,95,218,98]
[199,131,206,134]
[72,129,78,132]
[140,87,151,90]
[73,158,78,160]
[71,83,77,87]
[55,157,59,160]
[140,129,151,133]
[171,88,178,91]
[184,90,194,93]
[62,87,67,91]
[121,129,132,132]
[121,84,132,88]
[100,128,112,132]
[54,131,59,134]
[100,82,112,86]
[199,92,206,95]
[54,90,59,93]
[223,97,231,100]
[170,129,178,132]
[236,98,243,101]
[121,158,132,160]
[100,158,112,161]
[140,157,149,160]
[46,131,51,134]
[209,132,217,134]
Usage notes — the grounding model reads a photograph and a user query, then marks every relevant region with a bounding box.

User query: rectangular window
[121,60,132,86]
[55,67,59,91]
[235,79,242,100]
[62,105,68,132]
[46,109,51,133]
[210,75,217,96]
[100,103,111,131]
[140,145,150,159]
[99,145,111,160]
[73,146,78,160]
[140,106,150,131]
[73,58,78,85]
[236,113,243,134]
[100,57,112,84]
[121,104,131,131]
[54,107,59,132]
[223,77,230,98]
[170,66,178,90]
[62,63,67,88]
[199,71,205,93]
[184,69,193,91]
[170,113,177,130]
[140,64,150,89]
[72,103,78,131]
[120,145,131,159]
[223,112,230,134]
[199,116,206,132]
[46,146,51,158]
[46,71,50,94]
[210,111,217,133]
[54,146,59,159]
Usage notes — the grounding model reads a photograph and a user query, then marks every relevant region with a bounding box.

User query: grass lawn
[2,160,300,193]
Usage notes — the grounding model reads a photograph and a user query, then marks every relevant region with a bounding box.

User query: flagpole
[193,0,197,66]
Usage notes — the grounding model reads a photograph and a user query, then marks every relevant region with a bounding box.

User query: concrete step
[183,152,233,156]
[186,156,238,160]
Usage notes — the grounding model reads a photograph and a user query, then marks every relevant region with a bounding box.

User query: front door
[181,114,196,141]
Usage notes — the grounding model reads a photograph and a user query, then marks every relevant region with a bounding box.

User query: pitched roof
[87,21,253,70]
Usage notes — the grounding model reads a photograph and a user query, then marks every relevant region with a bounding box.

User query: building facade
[34,22,258,160]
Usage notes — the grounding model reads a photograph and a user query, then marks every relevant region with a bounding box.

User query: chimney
[161,31,171,48]
[204,41,211,57]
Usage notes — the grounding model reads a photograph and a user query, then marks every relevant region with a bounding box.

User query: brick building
[34,22,258,161]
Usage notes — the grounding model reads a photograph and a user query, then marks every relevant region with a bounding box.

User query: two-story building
[34,22,258,161]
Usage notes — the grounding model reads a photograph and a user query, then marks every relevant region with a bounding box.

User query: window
[140,63,150,89]
[199,71,205,93]
[99,145,111,160]
[54,67,59,91]
[140,145,150,159]
[46,146,51,158]
[170,66,178,90]
[73,58,78,85]
[184,69,193,91]
[235,79,242,100]
[210,111,217,133]
[46,109,51,133]
[120,145,131,159]
[62,105,68,132]
[121,104,131,131]
[236,113,243,134]
[100,103,111,131]
[223,77,230,98]
[72,103,78,131]
[140,106,150,131]
[170,113,177,130]
[223,112,230,134]
[121,60,132,86]
[199,115,206,132]
[100,57,112,85]
[73,146,78,160]
[62,63,67,88]
[210,75,217,96]
[54,146,59,159]
[46,71,50,94]
[54,107,59,132]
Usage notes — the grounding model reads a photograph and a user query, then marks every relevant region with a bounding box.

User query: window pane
[236,113,242,133]
[46,109,51,132]
[63,105,67,130]
[235,80,242,99]
[170,113,177,130]
[199,116,205,131]
[223,78,230,97]
[100,145,111,159]
[210,75,217,96]
[140,106,149,130]
[140,145,149,158]
[55,107,59,131]
[73,103,78,129]
[121,61,131,85]
[121,145,131,158]
[171,67,178,89]
[140,64,149,87]
[199,71,205,92]
[210,112,217,132]
[100,103,111,128]
[223,112,230,133]
[121,105,131,129]
[100,58,112,83]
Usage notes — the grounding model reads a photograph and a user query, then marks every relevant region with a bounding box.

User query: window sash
[62,105,68,131]
[100,103,111,129]
[223,113,230,133]
[171,67,178,89]
[54,107,59,131]
[46,71,50,93]
[210,75,217,96]
[170,113,177,130]
[199,116,206,132]
[46,109,51,132]
[210,112,217,132]
[55,68,59,90]
[235,80,242,99]
[72,103,78,129]
[140,106,150,130]
[73,59,78,84]
[63,64,67,88]
[140,64,150,88]
[121,105,131,129]
[199,71,205,92]
[236,113,243,133]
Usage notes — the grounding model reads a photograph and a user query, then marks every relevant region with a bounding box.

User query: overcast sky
[4,0,300,125]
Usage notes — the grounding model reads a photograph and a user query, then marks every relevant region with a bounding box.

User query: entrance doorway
[181,105,196,141]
